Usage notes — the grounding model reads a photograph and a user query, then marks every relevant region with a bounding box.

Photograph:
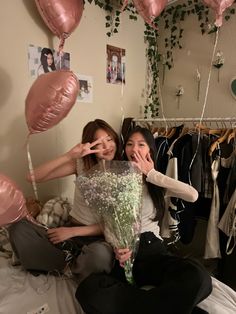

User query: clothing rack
[133,117,236,123]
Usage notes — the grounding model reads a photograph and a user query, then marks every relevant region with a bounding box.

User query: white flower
[77,161,143,284]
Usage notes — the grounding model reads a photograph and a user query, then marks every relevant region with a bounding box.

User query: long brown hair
[82,119,121,170]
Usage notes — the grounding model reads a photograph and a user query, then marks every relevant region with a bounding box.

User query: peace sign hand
[68,137,107,160]
[132,152,154,176]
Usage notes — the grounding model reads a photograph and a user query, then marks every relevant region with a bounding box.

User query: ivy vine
[86,1,137,36]
[85,0,236,118]
[143,0,235,117]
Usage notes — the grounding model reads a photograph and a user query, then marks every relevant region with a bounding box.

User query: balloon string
[199,28,219,124]
[120,49,125,145]
[59,37,65,54]
[188,27,219,186]
[26,140,39,201]
[55,125,62,197]
[157,76,168,135]
[121,0,128,11]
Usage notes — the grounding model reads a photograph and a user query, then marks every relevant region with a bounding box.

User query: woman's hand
[132,152,154,176]
[67,136,108,160]
[47,227,74,244]
[114,248,132,267]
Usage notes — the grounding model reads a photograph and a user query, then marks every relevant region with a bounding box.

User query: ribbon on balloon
[121,0,167,29]
[35,0,84,52]
[202,0,234,27]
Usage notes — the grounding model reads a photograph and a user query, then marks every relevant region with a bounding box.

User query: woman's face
[125,132,150,162]
[47,53,53,66]
[93,129,117,161]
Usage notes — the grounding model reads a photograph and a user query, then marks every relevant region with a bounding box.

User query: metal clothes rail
[133,117,236,123]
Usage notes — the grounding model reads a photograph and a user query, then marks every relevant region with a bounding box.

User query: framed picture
[77,74,93,103]
[28,44,70,77]
[230,77,236,100]
[106,45,125,85]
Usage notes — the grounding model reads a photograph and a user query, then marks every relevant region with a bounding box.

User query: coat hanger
[166,126,176,139]
[227,128,236,143]
[209,128,232,156]
[194,123,222,135]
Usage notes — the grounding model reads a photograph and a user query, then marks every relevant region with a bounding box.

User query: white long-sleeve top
[141,168,199,239]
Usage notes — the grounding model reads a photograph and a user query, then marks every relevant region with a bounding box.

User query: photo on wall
[28,44,70,77]
[76,74,93,103]
[106,45,125,85]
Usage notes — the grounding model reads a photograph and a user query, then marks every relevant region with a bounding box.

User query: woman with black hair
[37,47,56,75]
[76,126,212,314]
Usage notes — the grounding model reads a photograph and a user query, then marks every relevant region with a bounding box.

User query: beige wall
[1,1,236,203]
[158,3,236,119]
[0,1,146,201]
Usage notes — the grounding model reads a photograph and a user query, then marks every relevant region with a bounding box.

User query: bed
[0,230,235,314]
[1,255,236,314]
[0,255,84,314]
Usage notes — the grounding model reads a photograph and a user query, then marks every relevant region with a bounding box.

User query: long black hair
[123,126,165,221]
[40,48,56,72]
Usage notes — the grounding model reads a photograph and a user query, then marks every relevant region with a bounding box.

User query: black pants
[76,232,212,314]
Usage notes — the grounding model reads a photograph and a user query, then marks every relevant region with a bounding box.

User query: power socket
[27,303,50,314]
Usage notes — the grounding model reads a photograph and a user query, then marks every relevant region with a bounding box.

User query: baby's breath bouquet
[77,160,143,284]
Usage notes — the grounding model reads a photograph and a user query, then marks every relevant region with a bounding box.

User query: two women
[76,126,212,314]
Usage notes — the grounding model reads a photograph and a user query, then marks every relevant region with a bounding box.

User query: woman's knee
[185,259,212,298]
[8,220,31,245]
[72,242,114,277]
[86,242,114,272]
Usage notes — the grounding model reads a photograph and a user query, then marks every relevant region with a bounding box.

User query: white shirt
[141,168,198,238]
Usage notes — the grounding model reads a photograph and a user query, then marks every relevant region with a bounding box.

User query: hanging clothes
[204,155,222,259]
[218,188,236,255]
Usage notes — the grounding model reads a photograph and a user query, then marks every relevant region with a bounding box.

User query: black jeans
[76,232,212,314]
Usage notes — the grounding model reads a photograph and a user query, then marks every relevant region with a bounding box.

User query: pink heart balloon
[25,70,79,134]
[203,0,234,27]
[133,0,168,28]
[0,174,28,227]
[35,0,84,39]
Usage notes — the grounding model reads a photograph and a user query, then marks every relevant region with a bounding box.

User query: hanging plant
[143,21,161,118]
[86,0,137,36]
[85,0,235,118]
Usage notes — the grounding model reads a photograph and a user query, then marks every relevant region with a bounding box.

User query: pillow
[36,197,72,228]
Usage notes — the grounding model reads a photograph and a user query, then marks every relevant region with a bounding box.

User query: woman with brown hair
[9,119,121,281]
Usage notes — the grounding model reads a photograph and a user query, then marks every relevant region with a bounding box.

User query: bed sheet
[0,256,235,314]
[0,256,84,314]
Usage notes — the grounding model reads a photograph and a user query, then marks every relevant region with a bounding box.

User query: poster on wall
[28,44,70,77]
[106,45,125,85]
[76,74,93,103]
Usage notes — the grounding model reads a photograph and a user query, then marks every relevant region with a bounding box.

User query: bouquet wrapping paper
[77,160,143,283]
